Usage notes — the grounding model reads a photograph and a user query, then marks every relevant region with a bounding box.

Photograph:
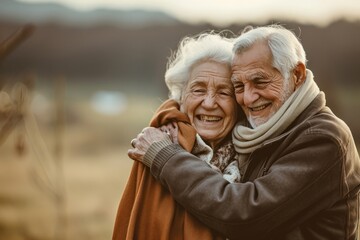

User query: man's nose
[243,86,259,106]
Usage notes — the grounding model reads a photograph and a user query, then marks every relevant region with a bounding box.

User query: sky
[18,0,360,27]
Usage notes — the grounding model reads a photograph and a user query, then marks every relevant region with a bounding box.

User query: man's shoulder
[299,107,354,147]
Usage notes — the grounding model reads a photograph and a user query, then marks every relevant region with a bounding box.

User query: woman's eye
[192,88,206,95]
[219,91,231,96]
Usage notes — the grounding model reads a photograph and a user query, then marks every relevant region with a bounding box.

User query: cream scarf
[233,69,320,155]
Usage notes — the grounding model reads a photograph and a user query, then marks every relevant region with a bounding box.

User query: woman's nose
[202,93,217,109]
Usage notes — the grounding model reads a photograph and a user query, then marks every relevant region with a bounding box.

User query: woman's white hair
[233,24,307,81]
[165,31,234,102]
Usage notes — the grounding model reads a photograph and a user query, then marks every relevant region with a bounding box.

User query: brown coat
[147,93,360,240]
[112,99,224,240]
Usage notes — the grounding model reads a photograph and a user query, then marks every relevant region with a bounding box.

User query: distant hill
[0,0,181,27]
[1,19,359,87]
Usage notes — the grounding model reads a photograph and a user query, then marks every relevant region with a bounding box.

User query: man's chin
[248,117,268,128]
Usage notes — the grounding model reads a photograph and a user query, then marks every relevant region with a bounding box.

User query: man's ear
[293,62,306,89]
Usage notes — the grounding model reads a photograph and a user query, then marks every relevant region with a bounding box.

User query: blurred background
[0,0,359,239]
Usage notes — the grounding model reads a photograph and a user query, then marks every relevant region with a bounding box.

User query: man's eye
[255,81,270,89]
[234,84,244,93]
[252,76,270,88]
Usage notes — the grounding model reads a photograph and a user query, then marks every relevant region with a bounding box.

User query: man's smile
[248,102,271,112]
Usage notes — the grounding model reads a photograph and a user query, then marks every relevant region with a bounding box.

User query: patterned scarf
[192,134,240,183]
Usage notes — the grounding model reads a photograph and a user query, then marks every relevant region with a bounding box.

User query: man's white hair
[233,24,307,81]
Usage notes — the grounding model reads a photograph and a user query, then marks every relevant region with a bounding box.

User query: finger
[169,121,177,129]
[165,121,176,133]
[164,130,171,138]
[172,131,178,144]
[127,148,143,161]
[127,148,136,159]
[163,122,175,133]
[159,125,168,132]
[130,139,136,148]
[158,125,171,137]
[141,126,153,133]
[170,122,178,143]
[164,122,173,129]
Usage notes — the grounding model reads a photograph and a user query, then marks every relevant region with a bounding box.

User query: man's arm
[129,128,343,239]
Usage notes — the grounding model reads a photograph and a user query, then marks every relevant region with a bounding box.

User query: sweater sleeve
[143,137,173,168]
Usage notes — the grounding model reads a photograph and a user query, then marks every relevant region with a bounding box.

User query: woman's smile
[197,114,222,122]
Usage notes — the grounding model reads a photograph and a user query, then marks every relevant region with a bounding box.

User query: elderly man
[128,25,360,240]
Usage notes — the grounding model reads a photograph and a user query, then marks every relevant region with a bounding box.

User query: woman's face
[181,61,237,148]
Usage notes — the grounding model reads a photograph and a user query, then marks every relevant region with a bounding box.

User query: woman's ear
[293,62,306,89]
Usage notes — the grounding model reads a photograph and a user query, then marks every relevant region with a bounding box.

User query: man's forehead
[231,42,272,68]
[231,67,262,78]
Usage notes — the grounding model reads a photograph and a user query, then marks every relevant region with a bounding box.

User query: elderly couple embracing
[113,24,360,240]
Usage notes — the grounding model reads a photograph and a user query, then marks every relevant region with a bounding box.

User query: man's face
[181,61,237,148]
[231,41,294,128]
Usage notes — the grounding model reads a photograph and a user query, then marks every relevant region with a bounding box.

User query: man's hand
[128,127,170,163]
[159,122,179,144]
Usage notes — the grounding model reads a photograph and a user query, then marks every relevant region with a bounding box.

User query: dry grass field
[0,80,166,240]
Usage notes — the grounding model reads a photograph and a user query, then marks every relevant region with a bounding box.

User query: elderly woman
[113,32,241,240]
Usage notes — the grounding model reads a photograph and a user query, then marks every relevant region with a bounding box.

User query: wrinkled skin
[128,61,237,160]
[231,41,305,127]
